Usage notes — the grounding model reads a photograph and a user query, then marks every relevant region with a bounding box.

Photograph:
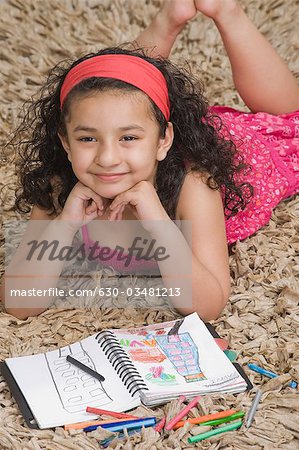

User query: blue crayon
[84,417,156,433]
[248,364,297,389]
[84,418,145,432]
[100,429,141,448]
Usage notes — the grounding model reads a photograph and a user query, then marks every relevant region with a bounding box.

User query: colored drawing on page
[154,332,206,383]
[128,346,167,363]
[145,366,177,385]
[119,336,167,363]
[119,338,131,347]
[120,337,161,348]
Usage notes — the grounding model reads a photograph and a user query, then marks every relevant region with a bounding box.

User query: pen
[248,363,297,389]
[188,419,243,443]
[66,355,105,382]
[245,389,263,428]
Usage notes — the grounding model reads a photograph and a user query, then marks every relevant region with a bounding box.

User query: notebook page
[6,334,140,428]
[112,313,246,398]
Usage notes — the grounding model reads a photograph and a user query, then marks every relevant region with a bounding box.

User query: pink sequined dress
[210,106,299,243]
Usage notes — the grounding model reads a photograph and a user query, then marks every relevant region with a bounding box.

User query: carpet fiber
[0,0,299,449]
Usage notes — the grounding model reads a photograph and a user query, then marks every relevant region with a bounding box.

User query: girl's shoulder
[30,205,57,220]
[176,170,222,220]
[174,170,229,303]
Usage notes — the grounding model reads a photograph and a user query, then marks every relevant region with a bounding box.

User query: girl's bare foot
[135,0,198,58]
[194,0,240,24]
[158,0,198,34]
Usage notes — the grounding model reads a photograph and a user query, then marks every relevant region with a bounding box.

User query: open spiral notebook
[1,313,251,429]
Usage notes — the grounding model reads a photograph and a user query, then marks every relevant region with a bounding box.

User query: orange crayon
[173,409,237,430]
[65,417,131,431]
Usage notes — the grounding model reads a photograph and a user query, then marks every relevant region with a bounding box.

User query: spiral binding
[96,330,149,397]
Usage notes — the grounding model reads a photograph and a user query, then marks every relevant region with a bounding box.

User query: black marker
[66,355,105,382]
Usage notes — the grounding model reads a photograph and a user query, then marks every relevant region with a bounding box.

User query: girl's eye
[79,137,96,142]
[121,135,137,142]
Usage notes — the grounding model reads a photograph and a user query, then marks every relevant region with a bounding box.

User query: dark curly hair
[14,45,253,219]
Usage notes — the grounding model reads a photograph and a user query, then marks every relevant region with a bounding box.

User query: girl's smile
[59,90,173,199]
[95,173,129,182]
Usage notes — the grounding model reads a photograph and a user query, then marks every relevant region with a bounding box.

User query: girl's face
[59,90,173,199]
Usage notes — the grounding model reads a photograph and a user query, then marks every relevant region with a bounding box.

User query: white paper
[112,313,247,400]
[6,335,140,428]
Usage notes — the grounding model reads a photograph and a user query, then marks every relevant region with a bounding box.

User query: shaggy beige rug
[0,0,299,449]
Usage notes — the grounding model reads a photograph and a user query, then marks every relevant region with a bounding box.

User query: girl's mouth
[96,173,127,182]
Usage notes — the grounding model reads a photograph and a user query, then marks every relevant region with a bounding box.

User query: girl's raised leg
[195,0,299,114]
[135,0,197,58]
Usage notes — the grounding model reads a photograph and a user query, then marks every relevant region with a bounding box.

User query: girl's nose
[94,142,121,167]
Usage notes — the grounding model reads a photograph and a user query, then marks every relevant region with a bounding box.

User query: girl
[2,0,299,321]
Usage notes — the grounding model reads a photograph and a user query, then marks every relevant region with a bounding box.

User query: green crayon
[188,419,243,443]
[199,411,245,426]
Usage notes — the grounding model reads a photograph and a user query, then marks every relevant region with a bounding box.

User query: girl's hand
[57,181,108,229]
[108,181,171,233]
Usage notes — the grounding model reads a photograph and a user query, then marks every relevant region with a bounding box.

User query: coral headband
[60,54,170,120]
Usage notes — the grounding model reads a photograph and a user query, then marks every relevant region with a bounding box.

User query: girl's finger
[116,204,126,221]
[93,198,104,212]
[86,200,97,215]
[85,188,105,211]
[109,193,127,211]
[84,194,105,217]
[109,201,118,211]
[108,207,117,221]
[109,202,125,221]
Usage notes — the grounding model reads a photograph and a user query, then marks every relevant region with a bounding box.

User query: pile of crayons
[155,396,245,444]
[65,400,246,447]
[64,362,298,446]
